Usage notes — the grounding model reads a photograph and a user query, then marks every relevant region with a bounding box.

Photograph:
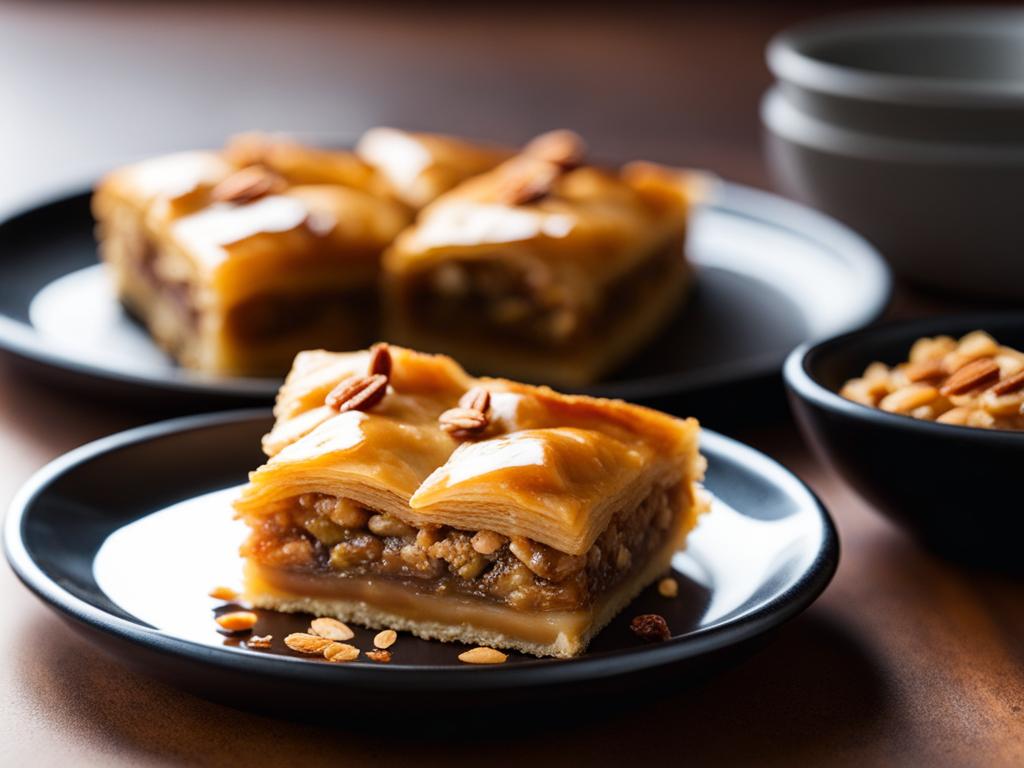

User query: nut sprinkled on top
[458,647,508,664]
[374,629,397,649]
[495,157,561,206]
[211,166,286,204]
[523,130,587,170]
[323,643,360,662]
[284,633,332,654]
[325,374,388,413]
[367,342,392,378]
[439,386,491,437]
[208,585,240,601]
[216,611,258,633]
[310,617,355,641]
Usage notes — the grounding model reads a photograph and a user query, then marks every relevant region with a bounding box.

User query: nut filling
[405,242,682,349]
[240,483,680,612]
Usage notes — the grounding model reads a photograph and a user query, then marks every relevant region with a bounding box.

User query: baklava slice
[381,131,702,386]
[93,142,410,376]
[234,344,707,658]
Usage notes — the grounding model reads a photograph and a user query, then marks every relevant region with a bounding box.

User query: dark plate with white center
[4,410,837,716]
[0,179,889,406]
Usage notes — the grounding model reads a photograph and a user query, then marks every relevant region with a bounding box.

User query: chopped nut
[323,642,360,662]
[657,577,679,598]
[367,513,416,538]
[459,386,492,415]
[471,530,507,555]
[415,524,446,549]
[903,359,945,383]
[374,629,397,649]
[878,384,939,414]
[992,370,1024,396]
[458,647,508,664]
[523,129,587,170]
[310,617,355,641]
[366,649,392,663]
[367,342,392,378]
[284,632,333,654]
[246,634,273,649]
[215,611,258,632]
[941,358,1000,396]
[208,585,240,601]
[495,157,561,205]
[439,407,489,436]
[630,613,671,642]
[509,536,586,581]
[329,535,384,569]
[325,374,388,413]
[211,166,286,204]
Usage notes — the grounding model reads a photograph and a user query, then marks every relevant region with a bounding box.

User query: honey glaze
[92,485,769,663]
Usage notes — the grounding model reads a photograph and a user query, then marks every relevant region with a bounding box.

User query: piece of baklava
[234,344,707,658]
[93,139,410,376]
[356,127,512,209]
[381,131,702,386]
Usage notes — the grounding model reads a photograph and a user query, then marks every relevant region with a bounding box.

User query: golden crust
[236,345,704,555]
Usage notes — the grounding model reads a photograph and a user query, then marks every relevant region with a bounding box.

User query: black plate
[4,410,837,713]
[0,180,890,403]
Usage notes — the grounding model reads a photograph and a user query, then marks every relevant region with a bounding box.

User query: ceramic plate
[5,410,838,713]
[0,180,889,403]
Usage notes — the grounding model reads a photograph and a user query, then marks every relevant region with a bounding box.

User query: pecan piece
[523,129,587,170]
[325,374,388,412]
[366,649,392,663]
[459,386,491,414]
[991,370,1024,396]
[495,157,561,205]
[439,407,489,436]
[211,166,286,204]
[367,342,392,378]
[630,614,671,642]
[941,358,1000,396]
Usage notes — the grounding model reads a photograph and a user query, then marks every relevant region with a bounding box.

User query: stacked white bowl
[763,8,1024,299]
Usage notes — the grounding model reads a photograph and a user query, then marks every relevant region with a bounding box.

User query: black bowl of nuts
[784,313,1024,571]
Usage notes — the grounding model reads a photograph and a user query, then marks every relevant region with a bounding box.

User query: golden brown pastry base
[244,529,681,659]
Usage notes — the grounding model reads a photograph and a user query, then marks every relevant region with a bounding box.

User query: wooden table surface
[1,3,1021,766]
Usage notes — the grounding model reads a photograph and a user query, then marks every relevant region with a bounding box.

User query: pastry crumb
[657,577,678,598]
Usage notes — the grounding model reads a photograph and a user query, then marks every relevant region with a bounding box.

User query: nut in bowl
[784,313,1024,571]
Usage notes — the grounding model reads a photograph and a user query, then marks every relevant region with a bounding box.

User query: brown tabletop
[1,3,1022,766]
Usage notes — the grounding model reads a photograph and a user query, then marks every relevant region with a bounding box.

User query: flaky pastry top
[235,346,704,555]
[383,150,702,287]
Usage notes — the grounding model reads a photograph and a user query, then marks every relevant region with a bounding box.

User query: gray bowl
[764,9,1024,299]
